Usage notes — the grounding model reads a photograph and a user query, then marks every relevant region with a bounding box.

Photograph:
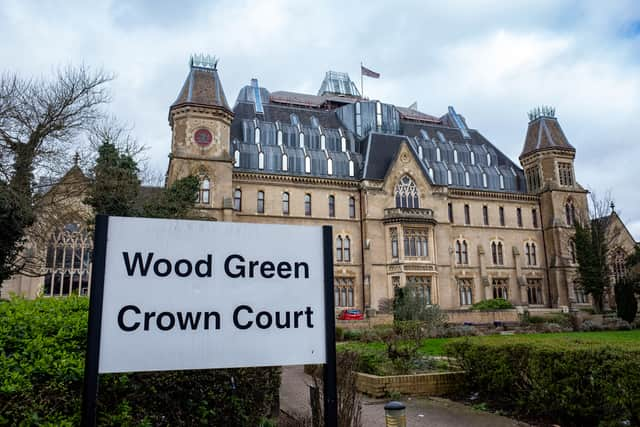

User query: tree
[142,176,199,219]
[0,66,112,283]
[615,277,637,323]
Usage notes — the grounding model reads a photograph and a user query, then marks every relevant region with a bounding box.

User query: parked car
[337,309,364,320]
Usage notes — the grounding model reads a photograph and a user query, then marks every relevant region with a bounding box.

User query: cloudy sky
[2,0,639,239]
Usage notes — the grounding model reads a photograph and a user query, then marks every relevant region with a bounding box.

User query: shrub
[335,326,345,341]
[0,297,280,425]
[445,337,640,426]
[471,298,513,311]
[615,278,638,323]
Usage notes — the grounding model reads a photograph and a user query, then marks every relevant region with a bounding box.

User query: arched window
[492,241,504,265]
[277,130,283,146]
[327,158,333,175]
[199,178,210,204]
[565,200,575,226]
[482,173,488,188]
[613,249,627,283]
[341,137,347,152]
[43,223,92,296]
[470,151,476,165]
[282,153,288,172]
[465,171,470,186]
[299,132,305,148]
[348,160,354,177]
[349,196,356,219]
[418,145,423,160]
[455,240,469,264]
[428,167,434,179]
[304,193,312,216]
[486,153,492,166]
[255,127,261,144]
[328,195,335,217]
[447,169,453,185]
[305,155,311,173]
[459,279,473,305]
[320,134,326,150]
[499,174,505,190]
[258,152,265,170]
[282,192,289,215]
[453,149,458,163]
[395,175,420,208]
[436,147,441,162]
[525,242,537,266]
[234,150,240,167]
[336,236,343,262]
[344,237,351,262]
[257,191,265,214]
[233,189,242,211]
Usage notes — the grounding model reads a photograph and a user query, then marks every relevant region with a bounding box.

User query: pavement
[279,365,530,427]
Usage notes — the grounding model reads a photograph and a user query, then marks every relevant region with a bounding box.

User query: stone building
[3,56,637,314]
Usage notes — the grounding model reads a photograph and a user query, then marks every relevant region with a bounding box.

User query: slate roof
[221,72,528,192]
[520,116,575,158]
[172,66,230,111]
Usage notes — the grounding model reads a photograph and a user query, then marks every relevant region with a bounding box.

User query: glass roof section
[318,71,361,97]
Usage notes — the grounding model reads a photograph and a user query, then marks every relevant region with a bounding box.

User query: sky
[1,0,639,240]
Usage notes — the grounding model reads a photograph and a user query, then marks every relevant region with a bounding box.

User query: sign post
[81,216,337,426]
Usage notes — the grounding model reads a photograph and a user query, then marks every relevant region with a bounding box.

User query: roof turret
[171,54,231,112]
[520,106,575,158]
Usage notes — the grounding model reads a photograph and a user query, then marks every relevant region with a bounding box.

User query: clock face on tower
[194,129,213,146]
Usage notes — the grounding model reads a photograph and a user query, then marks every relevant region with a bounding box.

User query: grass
[337,330,640,358]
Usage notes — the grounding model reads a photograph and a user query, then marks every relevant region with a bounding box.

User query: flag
[361,65,380,79]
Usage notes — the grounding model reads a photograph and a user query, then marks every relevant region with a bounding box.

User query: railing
[383,207,435,223]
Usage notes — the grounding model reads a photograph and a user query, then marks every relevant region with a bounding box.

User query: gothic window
[328,195,335,218]
[390,228,398,258]
[492,278,509,299]
[565,200,575,226]
[455,240,469,264]
[558,162,574,186]
[43,223,92,297]
[395,175,420,208]
[334,278,355,307]
[613,249,627,283]
[336,236,343,262]
[233,189,242,211]
[458,279,473,306]
[492,241,504,265]
[406,276,432,305]
[282,153,288,172]
[257,191,265,214]
[349,196,356,219]
[282,192,290,215]
[304,194,312,216]
[343,236,351,262]
[527,278,543,305]
[483,206,489,226]
[499,206,505,226]
[404,229,429,257]
[464,204,471,225]
[198,178,210,204]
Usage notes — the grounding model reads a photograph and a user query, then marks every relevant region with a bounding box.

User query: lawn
[337,329,640,357]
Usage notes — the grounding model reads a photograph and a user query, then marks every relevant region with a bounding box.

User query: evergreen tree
[142,176,199,219]
[573,219,608,313]
[85,142,140,216]
[615,277,637,323]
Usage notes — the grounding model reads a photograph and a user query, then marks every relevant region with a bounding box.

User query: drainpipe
[359,186,367,311]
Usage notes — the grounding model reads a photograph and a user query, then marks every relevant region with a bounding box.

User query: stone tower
[519,107,588,307]
[167,55,234,221]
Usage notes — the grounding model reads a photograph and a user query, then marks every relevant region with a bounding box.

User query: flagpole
[360,62,364,98]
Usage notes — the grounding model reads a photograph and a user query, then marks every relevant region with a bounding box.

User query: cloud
[1,0,639,240]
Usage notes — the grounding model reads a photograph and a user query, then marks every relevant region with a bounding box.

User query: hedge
[445,337,640,426]
[0,297,280,426]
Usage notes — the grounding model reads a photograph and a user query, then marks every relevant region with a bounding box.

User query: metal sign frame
[80,215,337,426]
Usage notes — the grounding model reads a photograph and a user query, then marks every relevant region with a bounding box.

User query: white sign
[98,217,327,373]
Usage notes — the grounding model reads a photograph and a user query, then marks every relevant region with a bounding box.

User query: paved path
[280,365,530,427]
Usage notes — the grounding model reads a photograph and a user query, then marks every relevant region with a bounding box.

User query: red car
[337,309,364,320]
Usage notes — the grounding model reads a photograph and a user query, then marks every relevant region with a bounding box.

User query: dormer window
[348,160,354,177]
[470,151,476,165]
[234,150,240,167]
[320,134,326,150]
[305,155,311,174]
[447,169,453,185]
[258,152,265,170]
[277,130,283,146]
[327,158,333,175]
[282,153,288,172]
[355,102,362,135]
[486,153,491,166]
[375,101,382,130]
[482,173,488,188]
[254,127,261,144]
[299,132,305,148]
[499,174,505,189]
[428,167,434,179]
[418,145,423,160]
[341,137,347,152]
[453,149,458,163]
[436,147,442,162]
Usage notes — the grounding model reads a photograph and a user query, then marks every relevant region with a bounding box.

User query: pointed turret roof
[520,107,575,158]
[171,55,230,111]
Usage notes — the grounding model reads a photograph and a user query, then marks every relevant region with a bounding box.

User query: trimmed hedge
[470,298,513,311]
[0,297,280,425]
[445,337,640,426]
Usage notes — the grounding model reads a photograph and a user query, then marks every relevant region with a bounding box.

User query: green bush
[445,338,640,426]
[0,297,280,425]
[335,326,345,341]
[471,298,513,311]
